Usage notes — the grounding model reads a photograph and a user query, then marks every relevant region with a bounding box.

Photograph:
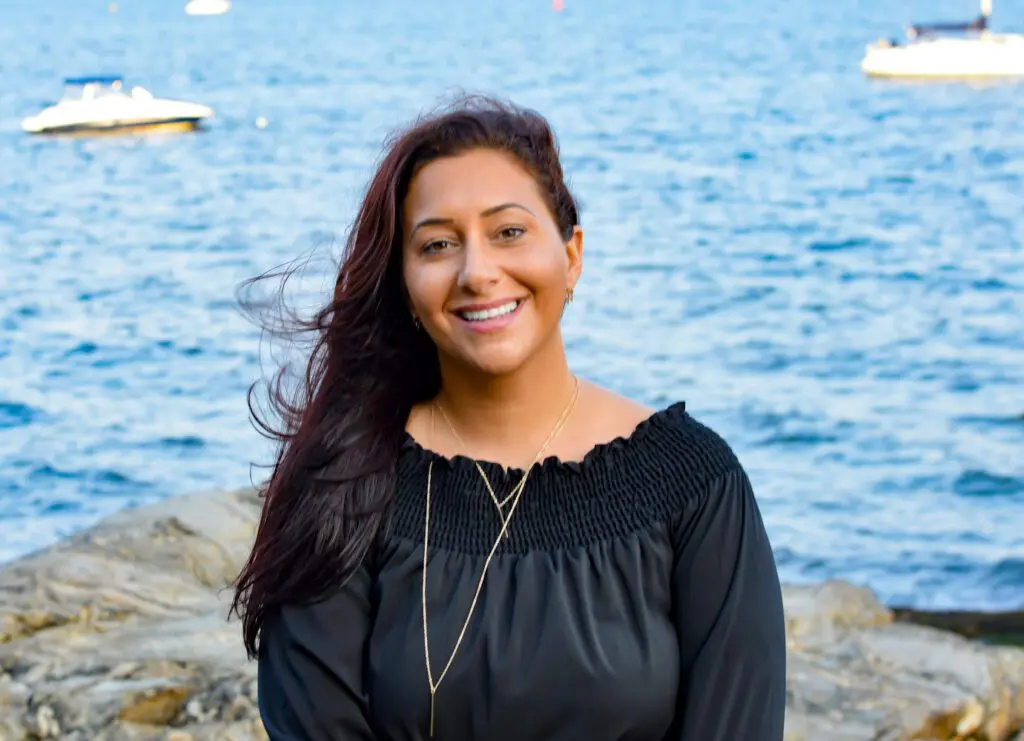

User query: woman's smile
[450,297,526,332]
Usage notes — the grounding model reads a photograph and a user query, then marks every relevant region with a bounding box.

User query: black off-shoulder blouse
[257,402,787,741]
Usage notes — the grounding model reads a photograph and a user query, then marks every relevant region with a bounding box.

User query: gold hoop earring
[565,287,574,304]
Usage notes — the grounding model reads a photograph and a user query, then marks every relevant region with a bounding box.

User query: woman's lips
[451,299,525,332]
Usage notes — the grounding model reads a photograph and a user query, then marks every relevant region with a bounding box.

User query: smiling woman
[232,95,786,741]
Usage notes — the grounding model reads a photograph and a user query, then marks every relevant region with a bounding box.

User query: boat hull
[861,34,1024,78]
[24,117,206,136]
[22,97,213,136]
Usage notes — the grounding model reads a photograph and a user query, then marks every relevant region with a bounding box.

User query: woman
[232,95,787,741]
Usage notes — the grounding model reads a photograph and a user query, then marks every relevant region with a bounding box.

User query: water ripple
[0,0,1022,609]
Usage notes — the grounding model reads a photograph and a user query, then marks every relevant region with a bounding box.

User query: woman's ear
[565,225,583,291]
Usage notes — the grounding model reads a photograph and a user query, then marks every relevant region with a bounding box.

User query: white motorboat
[861,0,1024,79]
[184,0,231,16]
[21,76,213,136]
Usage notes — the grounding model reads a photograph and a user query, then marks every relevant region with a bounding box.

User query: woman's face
[401,148,582,378]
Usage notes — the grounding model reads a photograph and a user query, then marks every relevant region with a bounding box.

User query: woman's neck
[431,340,578,462]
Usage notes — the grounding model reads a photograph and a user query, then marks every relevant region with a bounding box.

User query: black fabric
[258,402,787,740]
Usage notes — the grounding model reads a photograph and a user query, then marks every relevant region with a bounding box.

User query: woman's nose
[456,237,501,292]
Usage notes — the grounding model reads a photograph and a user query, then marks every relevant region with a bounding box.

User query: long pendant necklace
[421,377,580,737]
[433,376,580,521]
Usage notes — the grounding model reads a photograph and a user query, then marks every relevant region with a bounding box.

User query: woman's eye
[422,239,452,253]
[497,226,525,242]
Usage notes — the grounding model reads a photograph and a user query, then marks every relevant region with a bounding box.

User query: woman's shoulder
[581,382,740,482]
[559,383,740,514]
[648,403,740,479]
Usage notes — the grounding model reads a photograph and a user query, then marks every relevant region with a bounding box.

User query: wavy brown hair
[230,94,581,658]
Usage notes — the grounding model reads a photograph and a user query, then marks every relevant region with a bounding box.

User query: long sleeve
[670,466,787,740]
[257,562,378,741]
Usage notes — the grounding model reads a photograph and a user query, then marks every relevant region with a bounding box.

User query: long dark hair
[230,94,581,658]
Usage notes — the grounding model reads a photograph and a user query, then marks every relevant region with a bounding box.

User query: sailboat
[861,0,1024,79]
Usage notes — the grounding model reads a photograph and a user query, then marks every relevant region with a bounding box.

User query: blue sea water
[1,0,1022,610]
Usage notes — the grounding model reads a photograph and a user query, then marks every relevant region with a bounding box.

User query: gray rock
[0,488,1022,740]
[0,489,263,741]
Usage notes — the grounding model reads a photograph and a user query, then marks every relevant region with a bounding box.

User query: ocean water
[1,0,1021,610]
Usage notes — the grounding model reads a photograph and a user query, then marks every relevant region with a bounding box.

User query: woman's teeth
[458,300,519,322]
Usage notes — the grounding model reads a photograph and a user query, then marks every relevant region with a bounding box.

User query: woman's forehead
[404,150,542,219]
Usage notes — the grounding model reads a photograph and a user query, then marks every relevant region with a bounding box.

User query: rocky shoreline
[1,488,1022,741]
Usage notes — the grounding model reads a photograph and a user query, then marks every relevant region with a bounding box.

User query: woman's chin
[433,321,562,378]
[464,355,529,378]
[447,343,534,379]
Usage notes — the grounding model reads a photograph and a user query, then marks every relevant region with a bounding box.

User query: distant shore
[1,487,1022,740]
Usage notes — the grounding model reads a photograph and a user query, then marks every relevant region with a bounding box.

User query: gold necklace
[421,378,580,737]
[433,376,581,519]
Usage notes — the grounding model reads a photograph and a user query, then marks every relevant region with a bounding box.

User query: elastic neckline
[399,400,688,478]
[389,401,744,554]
